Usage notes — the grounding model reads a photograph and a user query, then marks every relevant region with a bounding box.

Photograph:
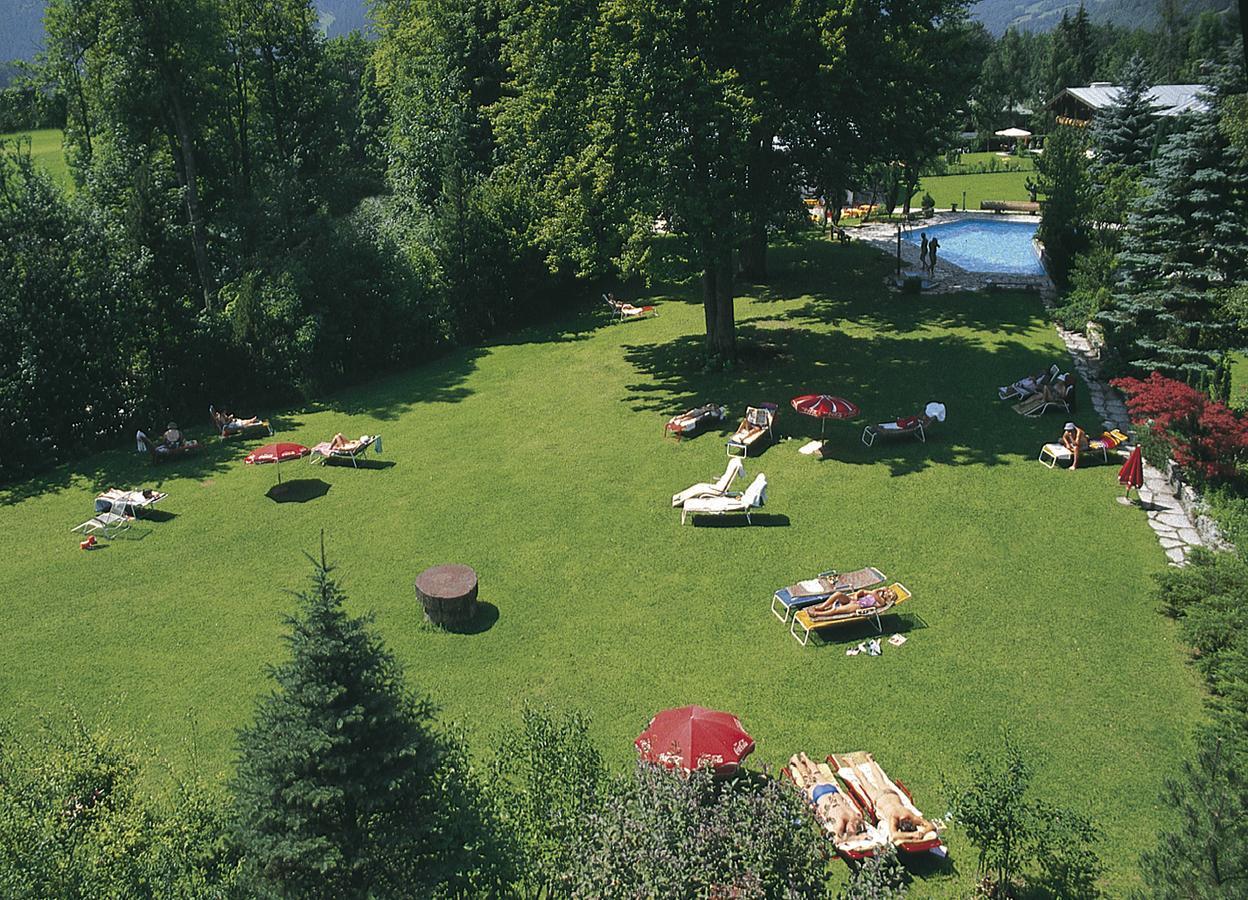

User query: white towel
[135,430,147,452]
[373,435,382,454]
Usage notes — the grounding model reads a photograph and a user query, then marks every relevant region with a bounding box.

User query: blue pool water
[904,218,1044,275]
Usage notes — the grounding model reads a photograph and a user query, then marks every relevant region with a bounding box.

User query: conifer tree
[1100,89,1248,390]
[232,546,502,898]
[1091,54,1158,170]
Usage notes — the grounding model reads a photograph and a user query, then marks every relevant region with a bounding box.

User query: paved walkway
[1054,328,1206,565]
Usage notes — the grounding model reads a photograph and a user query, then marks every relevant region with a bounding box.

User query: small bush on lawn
[1112,372,1248,482]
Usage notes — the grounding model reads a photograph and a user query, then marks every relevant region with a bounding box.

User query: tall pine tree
[232,546,504,898]
[1091,54,1157,170]
[1101,88,1248,392]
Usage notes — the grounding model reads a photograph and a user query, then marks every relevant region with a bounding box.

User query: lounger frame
[790,583,910,645]
[828,753,945,857]
[771,567,887,623]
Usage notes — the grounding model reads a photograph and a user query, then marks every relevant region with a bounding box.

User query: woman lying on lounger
[805,587,898,620]
[328,433,369,452]
[788,753,866,841]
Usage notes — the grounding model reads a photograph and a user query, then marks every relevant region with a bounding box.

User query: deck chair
[1039,429,1128,468]
[665,403,726,439]
[830,752,945,856]
[95,488,167,517]
[210,406,273,439]
[999,364,1059,401]
[672,457,744,507]
[790,583,911,645]
[137,431,200,464]
[727,406,775,457]
[862,402,946,447]
[1013,376,1075,417]
[681,473,767,525]
[71,511,131,538]
[310,434,381,467]
[771,566,887,622]
[603,293,656,321]
[781,756,889,860]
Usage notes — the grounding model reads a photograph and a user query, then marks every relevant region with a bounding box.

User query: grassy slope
[0,128,70,187]
[0,237,1202,895]
[913,152,1036,209]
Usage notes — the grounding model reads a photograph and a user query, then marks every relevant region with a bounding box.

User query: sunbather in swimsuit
[214,409,263,432]
[789,753,865,842]
[875,789,936,839]
[806,587,897,620]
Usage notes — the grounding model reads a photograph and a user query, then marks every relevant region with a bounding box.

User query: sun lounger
[862,402,946,447]
[310,434,381,467]
[137,431,201,464]
[665,403,726,439]
[727,405,776,457]
[1012,376,1075,417]
[781,757,889,860]
[1039,429,1129,468]
[830,752,945,855]
[681,473,767,525]
[603,293,656,321]
[771,566,887,622]
[95,488,167,517]
[71,511,132,538]
[790,583,910,645]
[999,364,1059,401]
[672,457,744,507]
[210,406,273,439]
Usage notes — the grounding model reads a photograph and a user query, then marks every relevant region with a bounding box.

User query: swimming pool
[904,218,1044,275]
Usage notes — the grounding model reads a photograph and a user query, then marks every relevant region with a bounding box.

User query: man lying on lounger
[212,409,265,433]
[788,753,866,842]
[805,587,898,620]
[876,787,936,837]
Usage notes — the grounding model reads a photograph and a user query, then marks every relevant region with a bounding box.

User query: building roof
[1051,83,1210,118]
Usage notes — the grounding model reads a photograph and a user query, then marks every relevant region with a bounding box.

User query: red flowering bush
[1112,372,1248,482]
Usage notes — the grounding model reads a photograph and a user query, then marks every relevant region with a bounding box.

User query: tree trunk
[700,240,737,359]
[167,91,216,311]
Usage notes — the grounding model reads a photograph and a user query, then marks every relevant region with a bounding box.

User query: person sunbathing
[788,753,866,842]
[875,788,937,839]
[214,409,263,432]
[806,587,897,620]
[161,422,183,447]
[1061,421,1088,471]
[328,433,367,452]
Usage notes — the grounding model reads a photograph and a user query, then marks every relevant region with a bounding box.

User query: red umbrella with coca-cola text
[245,442,310,486]
[1117,445,1144,506]
[635,705,755,776]
[791,394,859,445]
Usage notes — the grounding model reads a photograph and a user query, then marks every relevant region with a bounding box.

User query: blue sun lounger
[771,567,887,623]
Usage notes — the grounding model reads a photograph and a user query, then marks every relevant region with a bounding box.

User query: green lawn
[0,237,1202,895]
[914,170,1035,210]
[0,128,70,187]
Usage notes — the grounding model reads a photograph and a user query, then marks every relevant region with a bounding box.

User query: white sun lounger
[672,457,745,507]
[681,473,767,525]
[71,511,132,538]
[95,488,167,516]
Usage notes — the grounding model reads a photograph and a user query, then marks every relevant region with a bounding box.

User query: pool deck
[850,211,1053,295]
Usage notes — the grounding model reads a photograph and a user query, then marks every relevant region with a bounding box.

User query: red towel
[896,416,919,429]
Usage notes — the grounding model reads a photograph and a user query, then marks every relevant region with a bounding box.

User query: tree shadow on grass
[689,513,790,527]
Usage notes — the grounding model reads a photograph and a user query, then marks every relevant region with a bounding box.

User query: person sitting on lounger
[1061,422,1088,471]
[805,587,897,620]
[162,422,183,447]
[788,753,866,841]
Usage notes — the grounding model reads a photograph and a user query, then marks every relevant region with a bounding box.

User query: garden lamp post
[962,190,967,213]
[895,222,902,277]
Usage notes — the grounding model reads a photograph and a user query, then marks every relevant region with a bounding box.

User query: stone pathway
[1054,327,1205,565]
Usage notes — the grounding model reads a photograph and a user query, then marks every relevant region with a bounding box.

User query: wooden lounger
[790,583,910,646]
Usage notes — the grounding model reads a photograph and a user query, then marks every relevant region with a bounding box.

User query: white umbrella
[994,127,1032,138]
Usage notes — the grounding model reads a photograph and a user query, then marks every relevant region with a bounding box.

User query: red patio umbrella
[245,442,310,485]
[635,705,755,775]
[1117,445,1144,505]
[791,394,860,441]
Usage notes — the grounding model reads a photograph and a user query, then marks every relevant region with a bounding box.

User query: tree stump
[415,564,479,630]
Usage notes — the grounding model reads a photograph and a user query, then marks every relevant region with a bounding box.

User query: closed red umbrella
[1117,445,1144,505]
[635,706,755,775]
[245,442,310,485]
[791,394,859,440]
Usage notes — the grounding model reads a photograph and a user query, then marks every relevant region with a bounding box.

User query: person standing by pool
[919,233,929,271]
[928,238,940,273]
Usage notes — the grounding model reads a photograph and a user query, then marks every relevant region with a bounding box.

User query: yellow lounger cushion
[793,583,911,631]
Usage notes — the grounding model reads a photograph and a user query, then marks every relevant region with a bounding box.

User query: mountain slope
[972,0,1234,35]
